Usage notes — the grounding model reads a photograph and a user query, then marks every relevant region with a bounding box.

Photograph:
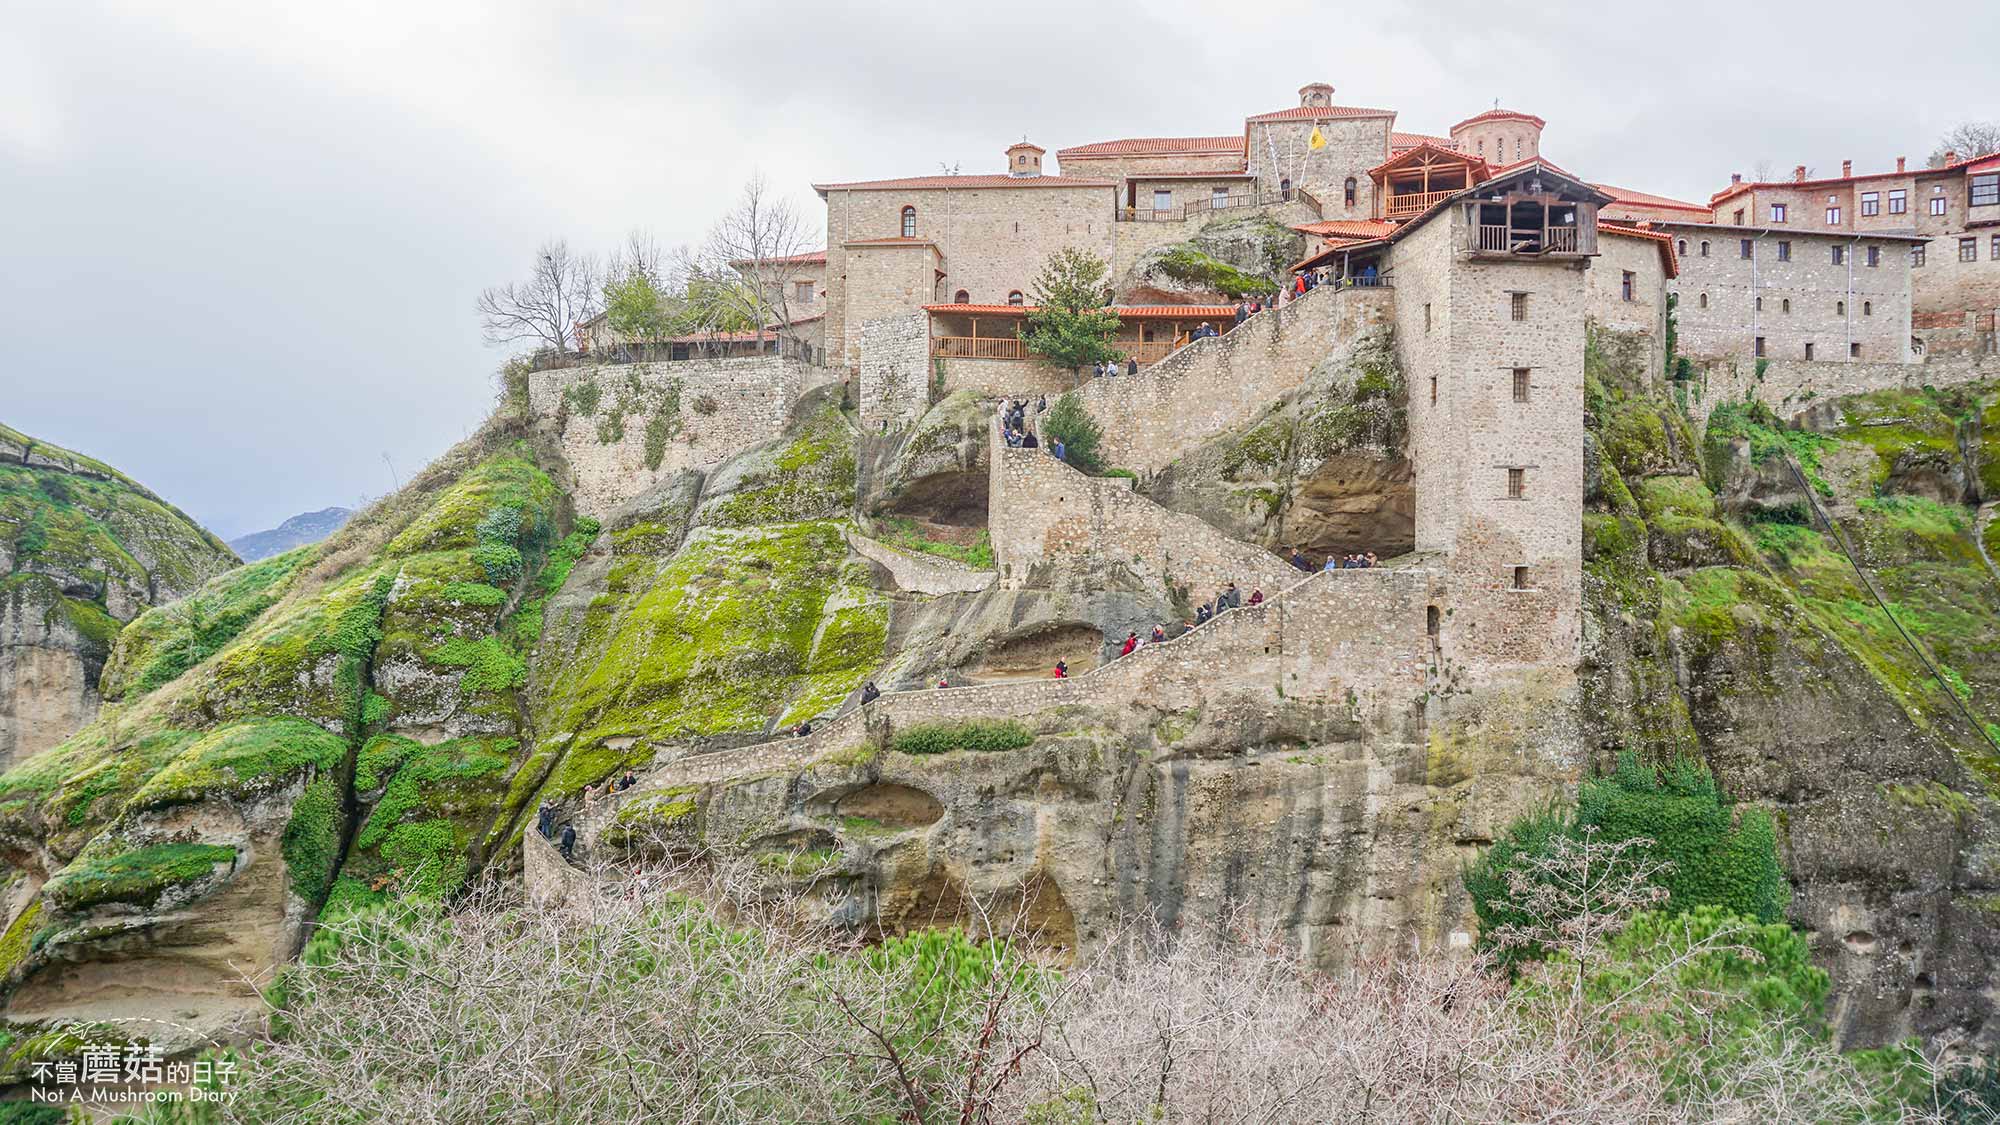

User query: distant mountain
[229,506,353,560]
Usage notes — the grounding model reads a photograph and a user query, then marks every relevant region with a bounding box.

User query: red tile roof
[1450,108,1546,132]
[1366,142,1488,179]
[1707,152,1997,205]
[923,303,1238,318]
[1591,184,1709,215]
[1489,155,1578,180]
[1293,219,1399,239]
[814,174,1115,193]
[1597,220,1680,279]
[1057,136,1245,158]
[1245,104,1396,124]
[1391,131,1456,151]
[729,250,827,267]
[842,236,939,248]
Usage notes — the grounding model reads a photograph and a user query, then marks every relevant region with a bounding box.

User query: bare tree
[678,175,820,351]
[1930,121,2000,166]
[476,240,603,356]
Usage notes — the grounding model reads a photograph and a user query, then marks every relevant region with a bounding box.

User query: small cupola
[1006,140,1045,177]
[1299,82,1335,108]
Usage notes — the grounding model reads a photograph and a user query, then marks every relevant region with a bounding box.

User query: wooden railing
[1384,189,1457,218]
[1545,225,1579,253]
[1473,225,1584,254]
[1124,339,1181,364]
[1476,224,1512,251]
[931,336,1024,360]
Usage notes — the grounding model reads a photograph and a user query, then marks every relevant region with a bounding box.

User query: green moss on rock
[42,842,238,912]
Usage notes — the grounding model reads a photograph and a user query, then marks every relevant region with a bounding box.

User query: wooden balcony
[932,336,1024,360]
[1474,224,1588,255]
[1124,338,1185,364]
[1384,189,1456,218]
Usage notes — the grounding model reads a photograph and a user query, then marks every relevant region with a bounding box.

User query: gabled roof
[1391,131,1456,151]
[1591,184,1708,216]
[1366,142,1489,181]
[1056,135,1245,159]
[1489,155,1580,181]
[814,174,1115,194]
[1291,161,1618,270]
[1245,104,1396,124]
[1596,220,1680,279]
[1293,219,1399,240]
[1450,108,1546,132]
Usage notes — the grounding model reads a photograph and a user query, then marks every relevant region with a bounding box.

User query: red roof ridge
[815,174,1116,193]
[1708,152,1999,205]
[1244,104,1397,124]
[1056,135,1245,158]
[1450,108,1546,132]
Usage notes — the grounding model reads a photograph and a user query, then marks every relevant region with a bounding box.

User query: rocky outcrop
[0,423,238,769]
[228,507,352,562]
[1119,213,1307,303]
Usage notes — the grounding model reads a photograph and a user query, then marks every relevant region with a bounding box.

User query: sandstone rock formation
[0,423,238,770]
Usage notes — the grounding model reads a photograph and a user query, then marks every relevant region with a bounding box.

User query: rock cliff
[0,423,238,770]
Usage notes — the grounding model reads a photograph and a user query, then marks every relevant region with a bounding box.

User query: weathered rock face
[1146,327,1413,561]
[1583,334,2000,1051]
[0,423,238,769]
[1119,214,1307,303]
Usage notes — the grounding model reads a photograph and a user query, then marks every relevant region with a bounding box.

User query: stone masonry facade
[857,312,931,432]
[1661,223,1917,363]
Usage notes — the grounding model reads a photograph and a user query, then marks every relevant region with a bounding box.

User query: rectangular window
[1781,298,1790,313]
[1961,237,1978,262]
[1972,174,2000,207]
[1621,271,1635,301]
[794,280,814,302]
[1424,303,1432,331]
[1700,240,1710,257]
[1755,336,1767,357]
[1831,245,1846,265]
[1860,191,1880,216]
[1733,208,1746,225]
[1506,468,1525,499]
[1511,565,1529,590]
[1912,244,1926,267]
[1826,206,1842,225]
[1430,376,1437,405]
[1804,342,1815,360]
[1931,195,1948,216]
[1755,296,1764,311]
[1211,186,1230,208]
[1777,240,1792,261]
[1512,368,1530,402]
[1867,245,1880,267]
[1851,343,1862,358]
[1510,292,1527,321]
[1888,189,1907,214]
[1770,203,1787,222]
[1151,189,1174,212]
[1740,238,1754,259]
[1993,234,2000,260]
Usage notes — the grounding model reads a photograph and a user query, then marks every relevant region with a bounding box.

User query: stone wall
[825,183,1117,369]
[528,358,806,518]
[522,822,594,907]
[1245,117,1390,215]
[1587,232,1671,383]
[845,529,995,595]
[987,423,1300,608]
[857,312,932,433]
[1661,223,1915,364]
[1915,308,1998,358]
[1682,355,2000,428]
[1078,284,1396,476]
[937,357,1075,401]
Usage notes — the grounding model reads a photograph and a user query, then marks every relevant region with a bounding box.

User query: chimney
[1793,165,1808,181]
[1841,159,1852,178]
[1896,156,1907,173]
[1731,172,1742,185]
[1299,81,1335,108]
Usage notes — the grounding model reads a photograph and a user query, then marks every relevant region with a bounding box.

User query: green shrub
[1041,393,1104,473]
[471,543,522,585]
[891,720,1034,756]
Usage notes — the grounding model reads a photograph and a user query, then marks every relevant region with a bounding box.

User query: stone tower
[1005,141,1045,177]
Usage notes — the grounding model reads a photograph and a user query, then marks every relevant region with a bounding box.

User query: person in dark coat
[1022,430,1039,448]
[617,771,637,792]
[557,823,577,861]
[1195,604,1212,626]
[1221,582,1240,609]
[536,802,555,839]
[860,680,881,705]
[793,721,812,738]
[1127,357,1138,376]
[1233,301,1249,325]
[1289,548,1309,572]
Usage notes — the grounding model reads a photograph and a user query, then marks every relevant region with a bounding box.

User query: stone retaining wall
[522,823,594,907]
[845,530,995,595]
[1079,284,1395,476]
[528,358,807,517]
[857,313,931,433]
[987,419,1299,608]
[1684,355,2000,428]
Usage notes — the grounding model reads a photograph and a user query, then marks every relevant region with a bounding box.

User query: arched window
[953,289,969,304]
[900,206,917,238]
[1677,239,1687,256]
[1698,292,1708,309]
[1006,290,1024,306]
[1343,177,1357,207]
[1700,240,1710,257]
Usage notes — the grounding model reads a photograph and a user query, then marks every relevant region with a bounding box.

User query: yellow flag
[1308,126,1326,150]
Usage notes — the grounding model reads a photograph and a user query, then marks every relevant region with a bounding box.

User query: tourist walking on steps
[860,680,880,705]
[1249,588,1264,606]
[1052,438,1065,461]
[1023,430,1039,449]
[1366,551,1379,568]
[1323,555,1338,572]
[1127,356,1138,376]
[536,801,555,839]
[557,823,577,862]
[1233,301,1248,326]
[1120,631,1138,657]
[1052,660,1068,679]
[1222,582,1240,609]
[1151,623,1166,643]
[792,720,812,738]
[937,675,950,689]
[1195,603,1212,627]
[1289,548,1308,572]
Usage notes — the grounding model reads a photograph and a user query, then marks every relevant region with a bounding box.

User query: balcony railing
[1473,225,1584,254]
[1116,188,1293,223]
[1545,225,1580,253]
[1384,189,1457,218]
[1124,339,1184,364]
[932,336,1024,360]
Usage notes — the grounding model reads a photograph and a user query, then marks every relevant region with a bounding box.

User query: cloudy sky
[5,0,1996,540]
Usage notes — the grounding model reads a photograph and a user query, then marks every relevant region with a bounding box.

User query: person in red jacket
[1052,660,1068,679]
[1120,631,1138,657]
